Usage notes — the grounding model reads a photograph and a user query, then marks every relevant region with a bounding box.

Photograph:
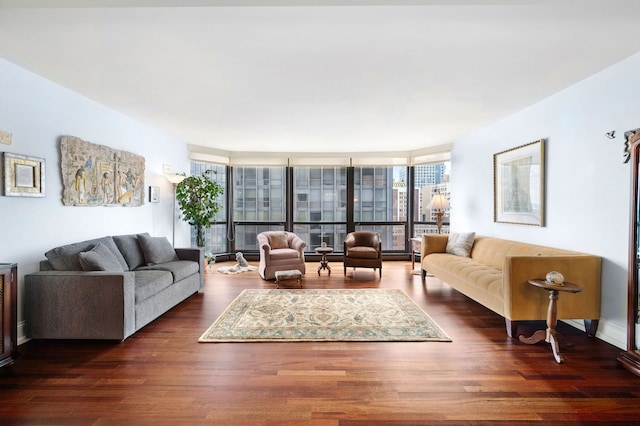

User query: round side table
[518,279,582,364]
[315,247,333,276]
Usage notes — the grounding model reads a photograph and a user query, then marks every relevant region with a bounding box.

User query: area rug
[216,264,257,274]
[198,288,451,343]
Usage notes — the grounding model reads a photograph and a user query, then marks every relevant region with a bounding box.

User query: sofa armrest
[503,255,601,322]
[420,234,449,258]
[24,271,136,340]
[175,247,205,289]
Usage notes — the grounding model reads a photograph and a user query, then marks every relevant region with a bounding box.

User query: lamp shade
[166,174,186,185]
[429,193,450,210]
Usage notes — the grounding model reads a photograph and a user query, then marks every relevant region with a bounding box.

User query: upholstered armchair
[257,231,307,280]
[343,231,382,278]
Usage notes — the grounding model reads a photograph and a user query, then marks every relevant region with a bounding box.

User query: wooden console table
[519,279,582,364]
[1,263,18,368]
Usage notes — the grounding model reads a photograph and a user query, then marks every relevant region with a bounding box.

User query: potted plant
[175,170,224,247]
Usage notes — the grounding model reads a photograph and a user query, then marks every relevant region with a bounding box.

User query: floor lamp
[429,192,450,234]
[166,174,186,246]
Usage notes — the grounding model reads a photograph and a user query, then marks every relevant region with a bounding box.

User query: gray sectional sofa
[25,233,204,341]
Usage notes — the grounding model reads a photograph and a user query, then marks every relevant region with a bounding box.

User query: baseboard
[562,318,626,350]
[17,320,30,346]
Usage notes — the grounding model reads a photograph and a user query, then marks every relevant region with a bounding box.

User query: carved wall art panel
[60,135,145,206]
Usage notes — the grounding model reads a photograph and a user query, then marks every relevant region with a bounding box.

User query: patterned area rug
[198,288,451,342]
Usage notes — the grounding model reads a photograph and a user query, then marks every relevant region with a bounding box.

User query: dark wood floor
[2,261,640,425]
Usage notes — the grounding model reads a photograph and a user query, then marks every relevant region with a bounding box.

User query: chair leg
[584,319,599,337]
[505,319,519,338]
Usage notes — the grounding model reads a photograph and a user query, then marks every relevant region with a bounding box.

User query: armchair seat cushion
[269,248,301,260]
[346,246,379,259]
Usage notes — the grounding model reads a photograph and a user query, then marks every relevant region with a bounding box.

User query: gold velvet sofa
[420,234,601,338]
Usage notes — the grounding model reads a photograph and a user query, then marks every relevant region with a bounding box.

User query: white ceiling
[1,0,640,155]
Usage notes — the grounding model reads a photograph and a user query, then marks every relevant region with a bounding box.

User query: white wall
[0,58,192,343]
[451,52,640,348]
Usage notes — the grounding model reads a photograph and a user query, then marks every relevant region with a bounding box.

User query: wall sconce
[428,192,450,234]
[166,174,186,245]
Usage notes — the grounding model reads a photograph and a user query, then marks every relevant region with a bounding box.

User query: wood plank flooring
[2,261,640,425]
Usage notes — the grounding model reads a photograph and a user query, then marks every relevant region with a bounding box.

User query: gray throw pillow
[79,242,125,272]
[137,234,179,265]
[113,233,148,270]
[446,232,475,257]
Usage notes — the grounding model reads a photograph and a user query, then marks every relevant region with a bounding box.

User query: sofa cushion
[113,233,149,270]
[268,232,289,249]
[138,260,199,283]
[446,232,475,257]
[423,252,504,315]
[79,242,125,272]
[133,270,174,303]
[45,236,129,271]
[137,234,179,265]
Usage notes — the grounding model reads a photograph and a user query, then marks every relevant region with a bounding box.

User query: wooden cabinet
[1,263,18,368]
[619,138,640,377]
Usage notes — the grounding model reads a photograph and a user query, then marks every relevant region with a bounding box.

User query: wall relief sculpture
[60,135,145,206]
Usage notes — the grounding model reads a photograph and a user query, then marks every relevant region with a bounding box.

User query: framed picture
[3,152,45,197]
[493,139,545,226]
[149,186,159,203]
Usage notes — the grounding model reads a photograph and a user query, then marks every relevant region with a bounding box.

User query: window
[413,161,451,237]
[293,166,347,251]
[190,158,451,256]
[233,166,286,250]
[189,162,227,253]
[354,166,405,251]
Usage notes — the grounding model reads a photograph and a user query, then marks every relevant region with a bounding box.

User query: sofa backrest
[44,236,129,271]
[470,236,581,270]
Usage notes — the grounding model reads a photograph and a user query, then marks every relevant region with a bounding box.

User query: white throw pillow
[446,232,475,257]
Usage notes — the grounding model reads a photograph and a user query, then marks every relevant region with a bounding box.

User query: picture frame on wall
[149,186,159,203]
[3,152,45,197]
[493,139,545,226]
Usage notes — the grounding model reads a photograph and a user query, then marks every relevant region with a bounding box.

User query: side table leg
[519,329,547,345]
[549,331,563,364]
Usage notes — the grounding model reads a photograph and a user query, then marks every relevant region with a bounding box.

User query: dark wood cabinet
[619,137,640,377]
[1,263,18,368]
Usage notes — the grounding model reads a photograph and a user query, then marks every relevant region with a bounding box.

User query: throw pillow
[113,233,148,270]
[79,242,125,272]
[268,232,289,249]
[137,234,179,265]
[446,232,475,257]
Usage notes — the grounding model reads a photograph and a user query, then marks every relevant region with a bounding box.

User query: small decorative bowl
[545,271,565,285]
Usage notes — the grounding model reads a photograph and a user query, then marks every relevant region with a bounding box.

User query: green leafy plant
[175,170,224,247]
